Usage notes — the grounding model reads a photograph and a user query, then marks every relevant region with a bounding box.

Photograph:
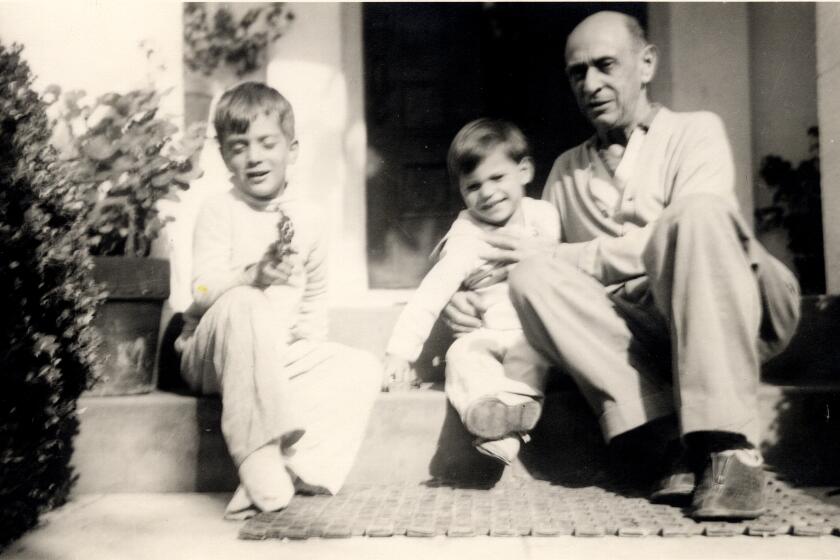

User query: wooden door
[364,3,646,288]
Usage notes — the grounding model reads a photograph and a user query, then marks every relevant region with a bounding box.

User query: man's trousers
[508,194,801,446]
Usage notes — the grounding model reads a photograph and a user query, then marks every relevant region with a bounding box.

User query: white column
[647,3,754,222]
[265,3,368,302]
[817,3,840,294]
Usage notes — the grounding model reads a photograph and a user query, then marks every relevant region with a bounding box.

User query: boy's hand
[442,291,484,338]
[382,354,418,392]
[251,251,298,288]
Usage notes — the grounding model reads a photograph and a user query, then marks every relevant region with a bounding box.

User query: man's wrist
[552,242,583,268]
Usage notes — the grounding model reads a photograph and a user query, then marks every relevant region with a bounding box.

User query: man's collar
[592,103,662,150]
[637,103,661,132]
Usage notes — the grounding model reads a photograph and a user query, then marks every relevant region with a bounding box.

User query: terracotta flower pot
[87,256,170,396]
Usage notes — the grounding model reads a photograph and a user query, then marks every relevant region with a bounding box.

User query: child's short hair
[214,82,295,143]
[447,118,530,182]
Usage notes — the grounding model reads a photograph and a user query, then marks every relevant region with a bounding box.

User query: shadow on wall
[762,390,840,486]
[761,295,840,486]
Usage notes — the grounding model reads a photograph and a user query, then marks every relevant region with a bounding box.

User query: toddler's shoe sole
[465,395,541,440]
[474,436,521,466]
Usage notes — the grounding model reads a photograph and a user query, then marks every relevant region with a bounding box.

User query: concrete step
[72,383,840,494]
[77,294,840,494]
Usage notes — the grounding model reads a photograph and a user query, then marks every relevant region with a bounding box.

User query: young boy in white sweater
[176,82,380,519]
[384,119,560,464]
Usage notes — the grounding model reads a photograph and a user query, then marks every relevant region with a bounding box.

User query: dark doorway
[364,2,647,288]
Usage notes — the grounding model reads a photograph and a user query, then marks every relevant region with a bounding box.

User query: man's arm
[563,112,737,285]
[485,112,738,286]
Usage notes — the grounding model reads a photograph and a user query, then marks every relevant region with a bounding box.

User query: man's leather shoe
[690,449,766,520]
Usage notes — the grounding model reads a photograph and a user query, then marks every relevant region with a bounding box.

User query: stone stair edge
[78,381,840,406]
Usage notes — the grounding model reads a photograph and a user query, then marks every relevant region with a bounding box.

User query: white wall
[266,2,368,302]
[0,1,182,116]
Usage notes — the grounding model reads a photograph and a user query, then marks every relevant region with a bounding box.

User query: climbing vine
[183,3,294,78]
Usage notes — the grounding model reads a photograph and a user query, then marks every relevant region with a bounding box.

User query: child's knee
[213,286,268,318]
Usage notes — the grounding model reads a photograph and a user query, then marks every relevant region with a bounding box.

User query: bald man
[445,11,801,520]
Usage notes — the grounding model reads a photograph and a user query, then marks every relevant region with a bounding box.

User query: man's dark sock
[684,431,753,472]
[608,416,679,482]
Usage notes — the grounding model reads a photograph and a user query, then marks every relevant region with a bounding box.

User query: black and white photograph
[1,2,838,559]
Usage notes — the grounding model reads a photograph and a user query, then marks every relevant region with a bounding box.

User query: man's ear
[288,139,300,164]
[640,44,658,85]
[518,156,535,185]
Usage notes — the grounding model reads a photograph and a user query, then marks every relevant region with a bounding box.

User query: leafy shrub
[755,127,824,294]
[0,43,105,548]
[49,87,205,257]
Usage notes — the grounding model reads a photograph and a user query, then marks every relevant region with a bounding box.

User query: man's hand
[480,232,557,265]
[442,290,484,338]
[382,354,418,391]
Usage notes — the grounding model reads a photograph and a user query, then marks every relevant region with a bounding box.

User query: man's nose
[479,182,495,199]
[582,67,602,95]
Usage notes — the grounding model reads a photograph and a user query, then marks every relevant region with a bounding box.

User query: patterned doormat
[239,477,840,539]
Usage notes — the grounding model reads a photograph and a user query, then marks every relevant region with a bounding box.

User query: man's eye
[262,139,278,149]
[598,60,616,72]
[568,68,585,82]
[465,183,481,192]
[490,174,505,182]
[228,143,247,154]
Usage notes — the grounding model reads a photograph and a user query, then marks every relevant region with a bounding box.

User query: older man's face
[565,22,646,134]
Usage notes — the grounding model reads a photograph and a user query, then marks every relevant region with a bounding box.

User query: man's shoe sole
[691,507,765,521]
[650,485,694,505]
[465,397,541,440]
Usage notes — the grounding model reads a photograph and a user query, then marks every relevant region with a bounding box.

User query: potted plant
[48,87,205,395]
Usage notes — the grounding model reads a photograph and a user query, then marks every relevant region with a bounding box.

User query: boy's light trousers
[180,286,381,493]
[445,328,550,426]
[509,194,801,446]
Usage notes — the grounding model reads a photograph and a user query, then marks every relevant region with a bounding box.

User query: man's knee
[510,257,555,301]
[509,256,583,307]
[646,194,748,269]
